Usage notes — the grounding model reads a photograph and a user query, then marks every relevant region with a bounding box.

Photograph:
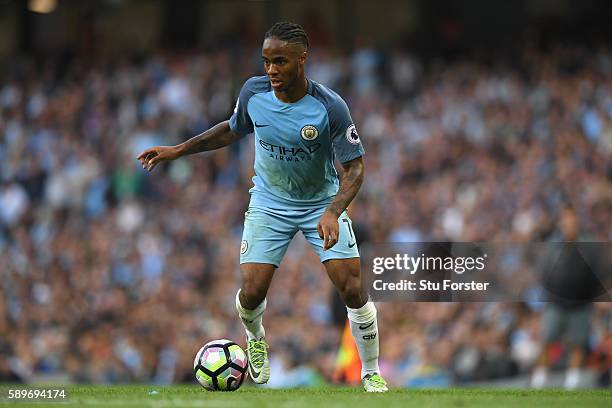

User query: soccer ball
[193,339,248,391]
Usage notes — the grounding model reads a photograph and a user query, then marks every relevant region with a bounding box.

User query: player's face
[262,37,306,92]
[560,207,579,240]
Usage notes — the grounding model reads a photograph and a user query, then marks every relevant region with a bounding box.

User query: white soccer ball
[193,339,248,391]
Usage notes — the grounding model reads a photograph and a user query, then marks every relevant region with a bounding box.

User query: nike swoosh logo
[359,321,374,330]
[254,122,270,128]
[249,365,261,379]
[348,242,356,248]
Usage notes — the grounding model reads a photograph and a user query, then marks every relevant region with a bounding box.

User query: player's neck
[275,77,308,103]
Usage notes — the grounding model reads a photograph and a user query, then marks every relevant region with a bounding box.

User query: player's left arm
[318,93,365,250]
[317,156,364,250]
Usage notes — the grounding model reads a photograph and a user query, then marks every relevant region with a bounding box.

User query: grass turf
[0,385,610,408]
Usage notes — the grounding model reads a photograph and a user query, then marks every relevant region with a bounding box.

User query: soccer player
[531,204,597,389]
[137,22,387,392]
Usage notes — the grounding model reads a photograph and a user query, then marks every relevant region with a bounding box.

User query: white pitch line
[74,399,247,407]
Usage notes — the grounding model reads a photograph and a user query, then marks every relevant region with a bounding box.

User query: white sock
[564,368,581,390]
[235,290,266,340]
[531,366,548,389]
[347,301,380,379]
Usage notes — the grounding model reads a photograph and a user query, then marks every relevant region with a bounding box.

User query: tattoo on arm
[177,121,242,156]
[327,157,364,216]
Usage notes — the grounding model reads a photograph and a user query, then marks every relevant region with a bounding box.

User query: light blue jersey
[229,76,364,209]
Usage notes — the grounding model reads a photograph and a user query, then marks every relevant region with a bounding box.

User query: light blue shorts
[239,206,360,267]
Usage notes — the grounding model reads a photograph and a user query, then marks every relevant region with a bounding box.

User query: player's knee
[240,282,267,309]
[339,279,364,308]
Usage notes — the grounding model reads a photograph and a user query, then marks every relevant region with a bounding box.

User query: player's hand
[137,146,180,172]
[317,209,340,250]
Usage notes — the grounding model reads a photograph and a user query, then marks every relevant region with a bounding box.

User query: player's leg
[236,262,275,384]
[302,209,387,392]
[324,258,386,392]
[237,262,276,340]
[531,303,564,388]
[237,206,296,384]
[563,303,593,389]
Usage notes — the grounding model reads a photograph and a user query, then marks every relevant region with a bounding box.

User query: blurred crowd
[1,42,611,387]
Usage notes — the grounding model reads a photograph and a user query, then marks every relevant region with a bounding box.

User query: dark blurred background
[0,0,610,389]
[2,0,612,57]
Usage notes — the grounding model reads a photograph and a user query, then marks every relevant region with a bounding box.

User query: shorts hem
[239,258,280,268]
[320,254,361,263]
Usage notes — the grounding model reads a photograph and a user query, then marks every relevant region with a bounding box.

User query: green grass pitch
[0,385,610,407]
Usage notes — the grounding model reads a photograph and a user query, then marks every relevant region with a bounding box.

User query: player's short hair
[264,22,309,49]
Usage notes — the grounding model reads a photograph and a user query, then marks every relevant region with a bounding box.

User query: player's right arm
[138,77,259,172]
[137,121,241,172]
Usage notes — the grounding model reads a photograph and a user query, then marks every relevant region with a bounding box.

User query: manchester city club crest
[240,240,248,254]
[345,124,360,145]
[300,125,319,141]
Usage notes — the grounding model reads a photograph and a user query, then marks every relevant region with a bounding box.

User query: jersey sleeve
[229,80,255,136]
[328,97,365,163]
